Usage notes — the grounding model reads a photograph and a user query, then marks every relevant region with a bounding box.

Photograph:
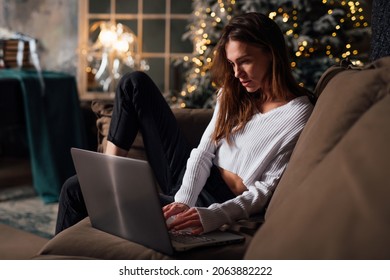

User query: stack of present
[0,27,39,70]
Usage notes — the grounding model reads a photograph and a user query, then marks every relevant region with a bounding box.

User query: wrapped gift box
[0,39,35,69]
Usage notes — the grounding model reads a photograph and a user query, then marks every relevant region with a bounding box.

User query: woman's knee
[119,71,152,91]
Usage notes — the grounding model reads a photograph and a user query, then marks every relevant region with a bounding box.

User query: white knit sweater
[174,95,313,233]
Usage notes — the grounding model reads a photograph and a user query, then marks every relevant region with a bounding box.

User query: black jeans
[55,71,234,234]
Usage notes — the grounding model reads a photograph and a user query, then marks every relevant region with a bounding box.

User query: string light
[178,0,369,108]
[179,0,237,107]
[287,0,368,63]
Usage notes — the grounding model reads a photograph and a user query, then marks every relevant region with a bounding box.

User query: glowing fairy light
[177,0,369,108]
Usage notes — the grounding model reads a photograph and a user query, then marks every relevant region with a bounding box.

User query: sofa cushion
[245,57,390,259]
[37,218,252,260]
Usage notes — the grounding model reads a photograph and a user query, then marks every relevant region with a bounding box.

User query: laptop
[70,148,245,256]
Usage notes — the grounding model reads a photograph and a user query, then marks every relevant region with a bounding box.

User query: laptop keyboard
[169,232,215,244]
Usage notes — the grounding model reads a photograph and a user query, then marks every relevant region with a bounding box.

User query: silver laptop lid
[71,148,174,255]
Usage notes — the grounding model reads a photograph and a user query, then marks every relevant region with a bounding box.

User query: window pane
[83,0,196,97]
[117,20,138,36]
[170,19,192,53]
[171,0,192,14]
[116,0,138,14]
[89,0,111,14]
[145,58,165,91]
[143,20,165,53]
[88,19,104,43]
[143,0,165,14]
[117,20,139,52]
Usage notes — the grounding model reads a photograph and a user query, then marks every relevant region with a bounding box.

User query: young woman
[55,12,314,235]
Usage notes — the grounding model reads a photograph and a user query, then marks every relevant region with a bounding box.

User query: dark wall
[0,0,78,76]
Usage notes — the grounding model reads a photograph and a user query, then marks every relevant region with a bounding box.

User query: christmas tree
[172,0,371,108]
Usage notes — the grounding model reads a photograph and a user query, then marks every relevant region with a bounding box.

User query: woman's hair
[211,12,308,143]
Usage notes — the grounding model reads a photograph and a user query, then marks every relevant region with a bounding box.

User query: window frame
[77,0,192,100]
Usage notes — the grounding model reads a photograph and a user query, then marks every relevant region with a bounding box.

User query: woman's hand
[162,202,204,235]
[163,202,189,218]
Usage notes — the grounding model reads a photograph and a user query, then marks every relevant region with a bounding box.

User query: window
[78,0,192,100]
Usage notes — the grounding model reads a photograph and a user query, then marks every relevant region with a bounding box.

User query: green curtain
[0,70,87,203]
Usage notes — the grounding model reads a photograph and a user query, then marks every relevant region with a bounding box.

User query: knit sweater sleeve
[196,143,294,233]
[173,101,220,207]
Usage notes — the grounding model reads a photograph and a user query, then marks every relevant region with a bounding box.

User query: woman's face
[225,39,272,93]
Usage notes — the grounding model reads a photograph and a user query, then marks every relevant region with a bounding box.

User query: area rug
[0,185,58,239]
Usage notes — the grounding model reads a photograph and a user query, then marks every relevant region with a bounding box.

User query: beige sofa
[36,57,390,259]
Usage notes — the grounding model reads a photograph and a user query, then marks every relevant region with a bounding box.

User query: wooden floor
[0,157,32,188]
[0,224,48,260]
[0,157,48,259]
